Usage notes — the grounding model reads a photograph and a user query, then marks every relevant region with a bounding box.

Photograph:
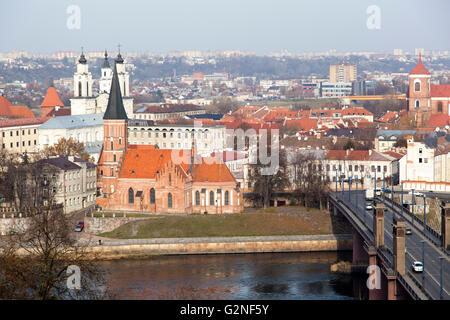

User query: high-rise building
[329,64,357,83]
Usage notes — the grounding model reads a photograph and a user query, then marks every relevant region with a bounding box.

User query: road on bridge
[335,190,449,300]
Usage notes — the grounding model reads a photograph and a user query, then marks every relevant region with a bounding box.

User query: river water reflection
[101,251,368,300]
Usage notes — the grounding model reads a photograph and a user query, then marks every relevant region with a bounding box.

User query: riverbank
[84,234,353,260]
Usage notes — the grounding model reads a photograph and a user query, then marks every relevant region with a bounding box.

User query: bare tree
[0,204,110,299]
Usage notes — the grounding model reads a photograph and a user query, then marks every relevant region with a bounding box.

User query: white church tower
[99,50,113,94]
[71,50,96,115]
[73,51,93,97]
[115,50,130,97]
[70,46,134,118]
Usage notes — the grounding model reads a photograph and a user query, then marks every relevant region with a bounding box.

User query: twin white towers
[70,50,133,118]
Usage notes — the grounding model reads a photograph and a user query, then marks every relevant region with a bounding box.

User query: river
[100,251,369,300]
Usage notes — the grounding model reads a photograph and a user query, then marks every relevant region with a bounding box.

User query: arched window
[150,188,155,204]
[438,102,443,113]
[210,191,214,206]
[168,193,172,208]
[128,188,134,204]
[225,191,229,206]
[113,154,116,162]
[169,173,172,186]
[415,100,420,108]
[414,81,421,92]
[110,167,114,176]
[78,82,82,97]
[110,140,114,150]
[195,191,200,206]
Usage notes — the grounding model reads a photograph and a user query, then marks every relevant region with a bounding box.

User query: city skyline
[1,0,450,55]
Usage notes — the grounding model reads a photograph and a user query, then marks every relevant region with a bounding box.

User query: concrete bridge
[329,190,450,300]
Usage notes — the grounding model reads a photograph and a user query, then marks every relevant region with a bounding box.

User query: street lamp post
[401,182,404,212]
[348,177,351,203]
[420,240,425,281]
[391,162,394,203]
[335,167,338,192]
[423,195,426,231]
[439,256,445,299]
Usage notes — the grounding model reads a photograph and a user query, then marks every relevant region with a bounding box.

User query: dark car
[406,227,412,235]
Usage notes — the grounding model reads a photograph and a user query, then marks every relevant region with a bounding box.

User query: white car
[412,261,423,272]
[366,203,373,210]
[408,191,424,197]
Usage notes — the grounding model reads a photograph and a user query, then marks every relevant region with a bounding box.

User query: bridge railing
[379,196,446,254]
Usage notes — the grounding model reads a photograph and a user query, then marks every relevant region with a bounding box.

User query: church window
[150,188,155,204]
[210,191,214,206]
[169,173,172,186]
[128,188,134,204]
[78,82,82,96]
[168,193,173,208]
[195,191,200,205]
[415,100,420,108]
[414,81,421,92]
[110,168,114,176]
[113,154,116,162]
[225,191,229,206]
[438,102,443,113]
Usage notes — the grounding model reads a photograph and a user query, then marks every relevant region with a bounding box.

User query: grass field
[100,206,352,239]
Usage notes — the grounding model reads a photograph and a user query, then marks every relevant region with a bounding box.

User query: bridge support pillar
[393,217,406,276]
[387,273,397,300]
[373,204,385,249]
[352,231,367,265]
[366,245,384,300]
[442,203,450,250]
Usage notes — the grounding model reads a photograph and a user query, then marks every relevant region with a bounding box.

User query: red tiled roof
[426,114,450,127]
[431,84,450,98]
[0,96,12,117]
[285,118,318,131]
[41,87,64,107]
[410,55,431,75]
[0,95,35,119]
[191,158,235,183]
[119,147,190,179]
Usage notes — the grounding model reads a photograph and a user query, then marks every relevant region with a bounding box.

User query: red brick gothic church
[96,60,243,214]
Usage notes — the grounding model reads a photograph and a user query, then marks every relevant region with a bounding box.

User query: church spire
[103,50,110,68]
[78,46,87,64]
[115,44,124,64]
[103,63,128,120]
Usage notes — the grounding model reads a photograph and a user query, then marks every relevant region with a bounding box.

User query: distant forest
[1,55,450,83]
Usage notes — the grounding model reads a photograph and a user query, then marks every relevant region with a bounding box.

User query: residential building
[134,104,206,121]
[320,82,353,98]
[329,64,357,83]
[37,156,97,213]
[0,118,43,154]
[127,120,226,156]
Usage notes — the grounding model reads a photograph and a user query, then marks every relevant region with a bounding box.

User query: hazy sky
[1,0,449,54]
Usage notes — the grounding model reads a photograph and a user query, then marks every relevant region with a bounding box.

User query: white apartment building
[399,136,435,183]
[127,120,227,156]
[320,82,353,98]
